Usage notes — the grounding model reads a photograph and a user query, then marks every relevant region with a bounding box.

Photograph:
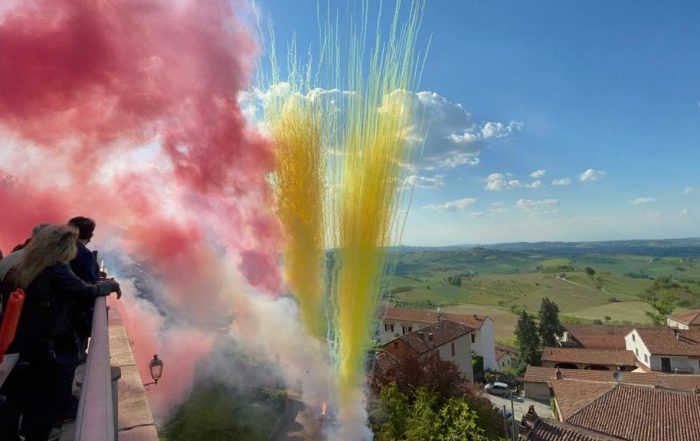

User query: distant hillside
[395,238,700,258]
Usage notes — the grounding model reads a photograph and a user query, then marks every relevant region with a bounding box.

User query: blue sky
[257,1,700,245]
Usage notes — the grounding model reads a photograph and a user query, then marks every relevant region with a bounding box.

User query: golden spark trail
[327,0,425,427]
[264,34,328,338]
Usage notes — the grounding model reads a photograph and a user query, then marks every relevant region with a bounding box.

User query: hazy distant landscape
[384,238,700,343]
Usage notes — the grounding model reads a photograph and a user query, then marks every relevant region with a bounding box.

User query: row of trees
[514,297,564,370]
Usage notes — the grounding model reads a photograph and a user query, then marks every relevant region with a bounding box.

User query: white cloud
[551,177,572,186]
[422,197,477,213]
[526,180,543,189]
[681,209,690,215]
[467,211,488,218]
[578,169,607,182]
[484,173,523,191]
[488,202,509,214]
[516,198,559,212]
[631,198,657,205]
[406,92,522,170]
[529,169,546,178]
[405,174,445,189]
[241,86,522,171]
[683,186,695,195]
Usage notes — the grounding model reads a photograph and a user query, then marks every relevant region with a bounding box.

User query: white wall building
[382,319,474,382]
[667,309,700,330]
[378,307,497,370]
[625,327,700,373]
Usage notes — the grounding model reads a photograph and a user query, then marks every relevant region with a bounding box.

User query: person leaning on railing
[0,224,121,441]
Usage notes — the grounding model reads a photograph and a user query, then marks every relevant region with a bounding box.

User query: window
[635,348,638,356]
[451,342,455,356]
[471,334,475,344]
[384,323,394,332]
[644,354,648,363]
[632,334,636,342]
[402,325,412,334]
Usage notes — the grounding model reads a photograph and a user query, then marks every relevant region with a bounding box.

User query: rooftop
[566,383,700,441]
[524,366,700,393]
[380,306,488,329]
[542,347,637,367]
[669,309,700,326]
[383,319,474,355]
[551,380,616,420]
[518,406,621,441]
[562,324,633,350]
[633,327,700,356]
[496,344,517,361]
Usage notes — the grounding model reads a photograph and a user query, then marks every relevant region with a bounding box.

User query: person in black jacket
[0,224,120,441]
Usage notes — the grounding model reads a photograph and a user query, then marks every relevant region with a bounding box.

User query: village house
[495,344,517,371]
[541,347,637,371]
[557,324,633,350]
[378,306,496,370]
[381,319,475,381]
[625,327,700,373]
[522,365,700,401]
[667,309,700,330]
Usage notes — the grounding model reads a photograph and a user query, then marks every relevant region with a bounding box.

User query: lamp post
[144,354,164,389]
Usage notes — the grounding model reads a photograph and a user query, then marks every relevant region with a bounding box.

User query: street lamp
[144,354,164,389]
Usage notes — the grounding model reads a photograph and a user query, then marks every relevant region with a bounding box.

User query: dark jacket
[70,241,99,284]
[0,262,113,362]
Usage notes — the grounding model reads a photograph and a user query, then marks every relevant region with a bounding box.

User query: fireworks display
[0,0,425,437]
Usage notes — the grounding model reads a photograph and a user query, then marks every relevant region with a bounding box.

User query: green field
[384,240,700,339]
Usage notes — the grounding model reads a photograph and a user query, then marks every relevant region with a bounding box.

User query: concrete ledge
[108,308,158,440]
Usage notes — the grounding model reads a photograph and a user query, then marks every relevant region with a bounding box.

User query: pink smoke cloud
[0,0,281,415]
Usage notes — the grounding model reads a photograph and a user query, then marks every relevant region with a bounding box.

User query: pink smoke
[0,0,281,416]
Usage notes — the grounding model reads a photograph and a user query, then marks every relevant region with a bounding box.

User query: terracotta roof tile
[383,320,473,355]
[566,383,700,441]
[496,344,517,361]
[380,306,488,329]
[634,327,700,356]
[524,366,700,393]
[562,325,633,350]
[542,348,637,367]
[522,418,622,441]
[551,380,616,420]
[669,309,700,325]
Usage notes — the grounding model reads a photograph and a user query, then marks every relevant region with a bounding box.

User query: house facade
[625,327,700,373]
[495,344,517,371]
[667,309,700,330]
[378,307,497,370]
[382,319,474,381]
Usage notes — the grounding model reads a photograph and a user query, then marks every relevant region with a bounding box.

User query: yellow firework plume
[261,0,425,432]
[328,1,424,419]
[264,32,328,339]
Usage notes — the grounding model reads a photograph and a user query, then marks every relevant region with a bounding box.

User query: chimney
[418,331,424,340]
[674,329,679,340]
[693,386,700,395]
[554,368,562,380]
[428,332,434,341]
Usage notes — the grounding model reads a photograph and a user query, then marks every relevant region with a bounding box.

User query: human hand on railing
[96,279,121,299]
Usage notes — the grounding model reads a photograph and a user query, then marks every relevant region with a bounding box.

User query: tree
[538,297,564,347]
[378,384,409,440]
[516,311,541,369]
[584,267,596,277]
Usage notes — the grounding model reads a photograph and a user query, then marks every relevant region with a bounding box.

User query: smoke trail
[0,0,285,417]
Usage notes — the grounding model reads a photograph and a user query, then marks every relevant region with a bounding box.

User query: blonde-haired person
[0,224,120,441]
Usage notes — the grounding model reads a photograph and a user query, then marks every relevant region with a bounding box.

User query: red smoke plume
[0,0,280,416]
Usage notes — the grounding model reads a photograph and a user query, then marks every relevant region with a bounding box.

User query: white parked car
[485,382,511,397]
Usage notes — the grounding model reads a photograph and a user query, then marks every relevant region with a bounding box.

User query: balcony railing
[74,296,116,441]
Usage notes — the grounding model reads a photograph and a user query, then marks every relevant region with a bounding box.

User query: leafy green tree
[516,311,541,369]
[584,267,596,277]
[378,384,409,440]
[538,297,565,347]
[436,399,489,441]
[647,296,675,325]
